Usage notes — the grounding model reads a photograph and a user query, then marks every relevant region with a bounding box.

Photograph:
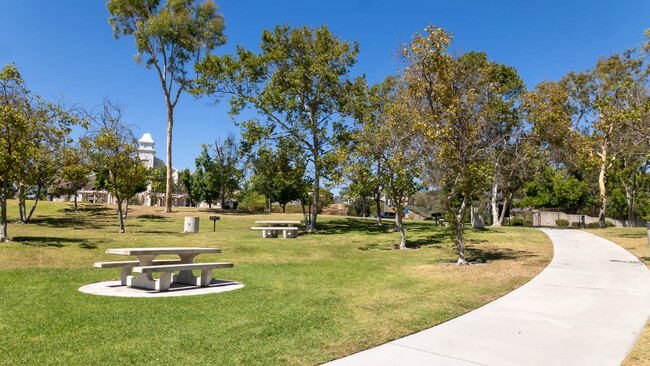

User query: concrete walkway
[324,228,650,366]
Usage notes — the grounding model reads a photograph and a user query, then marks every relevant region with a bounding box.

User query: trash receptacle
[184,216,199,233]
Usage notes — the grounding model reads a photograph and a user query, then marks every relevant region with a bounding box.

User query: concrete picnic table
[102,247,223,290]
[251,221,303,239]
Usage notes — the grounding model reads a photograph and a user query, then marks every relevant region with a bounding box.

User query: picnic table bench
[252,221,302,239]
[94,247,232,292]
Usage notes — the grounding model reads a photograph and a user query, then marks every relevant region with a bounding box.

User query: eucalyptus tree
[401,26,514,263]
[107,0,226,213]
[86,100,147,233]
[192,24,361,231]
[352,76,420,249]
[563,50,650,227]
[345,77,398,224]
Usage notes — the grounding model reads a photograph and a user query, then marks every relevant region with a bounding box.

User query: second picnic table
[251,220,302,239]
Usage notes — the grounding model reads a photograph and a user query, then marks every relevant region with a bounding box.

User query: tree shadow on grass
[314,218,392,236]
[404,231,451,249]
[618,233,646,239]
[134,230,186,236]
[465,246,536,262]
[136,215,172,221]
[14,236,96,248]
[29,217,105,230]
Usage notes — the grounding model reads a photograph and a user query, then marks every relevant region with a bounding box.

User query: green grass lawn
[0,201,552,365]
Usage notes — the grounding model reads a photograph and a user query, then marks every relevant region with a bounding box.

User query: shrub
[586,221,617,229]
[570,222,581,227]
[511,218,531,226]
[555,219,569,227]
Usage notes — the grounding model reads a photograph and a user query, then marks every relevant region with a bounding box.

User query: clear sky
[1,0,649,172]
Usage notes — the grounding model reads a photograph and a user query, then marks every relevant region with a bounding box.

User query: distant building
[136,133,182,206]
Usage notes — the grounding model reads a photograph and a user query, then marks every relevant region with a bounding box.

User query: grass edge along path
[1,201,552,365]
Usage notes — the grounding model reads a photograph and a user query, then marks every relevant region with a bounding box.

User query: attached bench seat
[250,226,298,239]
[132,262,233,291]
[94,259,182,285]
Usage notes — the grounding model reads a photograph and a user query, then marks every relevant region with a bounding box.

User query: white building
[137,133,182,206]
[52,133,186,207]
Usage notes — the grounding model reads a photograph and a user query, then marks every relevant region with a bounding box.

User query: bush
[511,218,531,226]
[555,219,569,227]
[570,222,581,227]
[586,220,617,229]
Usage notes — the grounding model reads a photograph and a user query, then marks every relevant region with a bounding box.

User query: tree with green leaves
[107,0,226,213]
[402,26,514,263]
[1,64,81,241]
[86,100,147,233]
[351,76,420,249]
[345,77,397,224]
[192,145,221,208]
[51,140,92,212]
[192,24,360,231]
[146,165,167,206]
[563,50,650,227]
[213,135,242,209]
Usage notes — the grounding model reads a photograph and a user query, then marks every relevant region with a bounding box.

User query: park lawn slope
[0,201,551,365]
[585,228,650,366]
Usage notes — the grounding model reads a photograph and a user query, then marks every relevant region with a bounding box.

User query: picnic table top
[255,220,303,224]
[106,247,221,256]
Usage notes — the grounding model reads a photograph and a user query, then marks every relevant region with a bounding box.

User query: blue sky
[1,0,649,172]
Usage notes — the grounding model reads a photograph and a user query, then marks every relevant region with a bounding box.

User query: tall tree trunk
[447,194,469,265]
[117,198,125,233]
[221,182,226,210]
[282,203,286,213]
[73,193,78,211]
[597,151,607,228]
[124,199,129,219]
[17,185,26,224]
[490,182,500,227]
[497,195,510,226]
[0,188,10,242]
[375,189,382,226]
[300,199,309,225]
[25,185,43,223]
[362,196,367,218]
[396,202,406,249]
[375,161,383,226]
[310,166,320,232]
[165,100,174,213]
[266,190,272,213]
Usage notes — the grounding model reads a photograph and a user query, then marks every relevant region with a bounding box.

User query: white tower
[138,133,156,168]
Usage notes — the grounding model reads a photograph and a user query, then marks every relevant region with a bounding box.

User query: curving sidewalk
[324,228,650,366]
